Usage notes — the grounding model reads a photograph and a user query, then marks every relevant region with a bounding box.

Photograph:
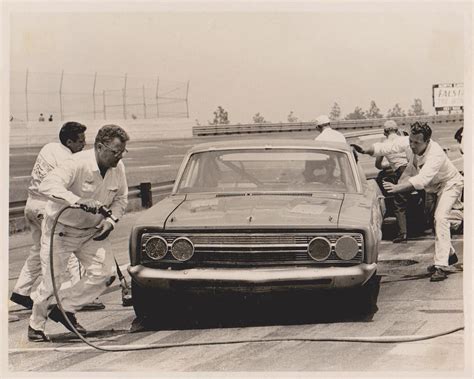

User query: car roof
[187,139,352,154]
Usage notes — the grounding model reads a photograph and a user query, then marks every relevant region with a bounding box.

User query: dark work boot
[430,268,448,282]
[392,233,407,243]
[10,292,33,310]
[427,253,458,273]
[48,305,87,334]
[28,326,51,342]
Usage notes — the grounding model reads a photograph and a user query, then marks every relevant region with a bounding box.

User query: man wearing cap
[374,120,409,243]
[314,115,347,143]
[352,122,463,282]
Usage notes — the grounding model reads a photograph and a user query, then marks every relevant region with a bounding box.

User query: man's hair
[95,124,130,146]
[454,127,463,143]
[410,121,432,141]
[59,122,87,145]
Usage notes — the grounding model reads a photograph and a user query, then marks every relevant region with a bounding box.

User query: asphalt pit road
[48,329,129,343]
[378,259,418,267]
[418,309,463,314]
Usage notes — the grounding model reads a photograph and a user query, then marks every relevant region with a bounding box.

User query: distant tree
[366,100,383,119]
[287,111,298,123]
[209,106,230,125]
[408,98,428,116]
[345,107,367,120]
[253,112,266,123]
[386,103,406,118]
[329,102,341,121]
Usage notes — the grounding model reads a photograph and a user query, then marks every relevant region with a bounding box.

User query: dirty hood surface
[164,193,344,229]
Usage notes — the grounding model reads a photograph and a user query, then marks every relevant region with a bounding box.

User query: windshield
[176,148,358,194]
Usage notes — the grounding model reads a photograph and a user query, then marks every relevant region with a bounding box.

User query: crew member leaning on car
[352,122,463,282]
[374,120,409,243]
[27,124,129,342]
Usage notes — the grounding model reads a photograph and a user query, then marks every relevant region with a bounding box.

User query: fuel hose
[50,205,465,352]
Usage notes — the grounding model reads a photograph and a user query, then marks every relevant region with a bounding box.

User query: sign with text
[432,83,463,111]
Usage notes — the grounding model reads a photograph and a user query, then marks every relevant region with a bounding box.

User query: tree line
[205,98,427,125]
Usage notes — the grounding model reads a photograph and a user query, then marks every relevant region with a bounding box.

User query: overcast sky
[8,2,467,124]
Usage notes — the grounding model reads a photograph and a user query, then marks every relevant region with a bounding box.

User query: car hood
[163,193,344,229]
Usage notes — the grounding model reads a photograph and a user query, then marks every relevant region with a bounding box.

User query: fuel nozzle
[98,205,119,223]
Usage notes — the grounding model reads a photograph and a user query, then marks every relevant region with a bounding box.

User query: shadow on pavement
[140,286,380,332]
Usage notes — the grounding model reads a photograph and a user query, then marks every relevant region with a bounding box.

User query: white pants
[433,182,464,268]
[13,197,82,296]
[30,218,116,332]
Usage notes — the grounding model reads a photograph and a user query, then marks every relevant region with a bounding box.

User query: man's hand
[93,219,114,241]
[76,198,102,214]
[382,180,397,194]
[350,144,366,154]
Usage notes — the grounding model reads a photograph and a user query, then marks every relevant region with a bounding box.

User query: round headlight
[171,237,194,261]
[144,236,168,260]
[308,237,331,261]
[335,236,359,260]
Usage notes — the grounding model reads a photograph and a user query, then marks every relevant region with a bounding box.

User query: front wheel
[131,279,168,321]
[348,273,381,320]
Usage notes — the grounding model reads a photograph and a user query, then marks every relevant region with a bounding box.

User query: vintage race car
[128,139,385,320]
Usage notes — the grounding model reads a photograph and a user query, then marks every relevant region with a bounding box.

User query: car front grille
[140,232,364,266]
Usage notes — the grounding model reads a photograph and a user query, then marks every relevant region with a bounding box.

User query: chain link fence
[10,70,189,122]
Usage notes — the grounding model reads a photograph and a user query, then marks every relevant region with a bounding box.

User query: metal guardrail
[9,180,176,218]
[193,114,464,136]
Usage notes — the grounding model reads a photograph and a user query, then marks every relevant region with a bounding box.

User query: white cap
[383,120,398,129]
[316,115,331,126]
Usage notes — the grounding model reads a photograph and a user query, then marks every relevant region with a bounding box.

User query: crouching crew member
[352,122,463,282]
[28,124,129,342]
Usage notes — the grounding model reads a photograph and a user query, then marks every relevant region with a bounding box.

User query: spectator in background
[314,115,346,143]
[38,113,45,122]
[374,120,409,243]
[48,114,53,122]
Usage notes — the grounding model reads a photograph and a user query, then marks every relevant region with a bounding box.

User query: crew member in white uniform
[10,122,86,309]
[352,122,463,282]
[314,115,347,143]
[374,120,409,243]
[28,124,129,342]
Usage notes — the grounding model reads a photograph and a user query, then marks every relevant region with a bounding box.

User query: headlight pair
[143,236,194,262]
[307,235,359,261]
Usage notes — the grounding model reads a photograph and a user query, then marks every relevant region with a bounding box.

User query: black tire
[131,279,170,320]
[350,273,381,320]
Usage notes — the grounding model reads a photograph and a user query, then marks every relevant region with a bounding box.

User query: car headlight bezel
[334,235,359,261]
[307,236,332,262]
[170,237,195,262]
[143,235,168,261]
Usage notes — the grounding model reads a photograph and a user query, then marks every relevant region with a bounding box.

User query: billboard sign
[432,83,463,111]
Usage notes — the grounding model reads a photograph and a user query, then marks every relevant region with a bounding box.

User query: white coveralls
[13,143,81,297]
[373,136,463,268]
[315,127,347,144]
[30,149,128,332]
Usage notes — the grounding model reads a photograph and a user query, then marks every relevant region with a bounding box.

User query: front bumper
[128,263,377,293]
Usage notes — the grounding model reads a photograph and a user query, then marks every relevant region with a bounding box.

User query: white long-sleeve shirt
[380,134,408,171]
[315,127,347,144]
[372,136,463,193]
[27,142,74,200]
[39,149,128,229]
